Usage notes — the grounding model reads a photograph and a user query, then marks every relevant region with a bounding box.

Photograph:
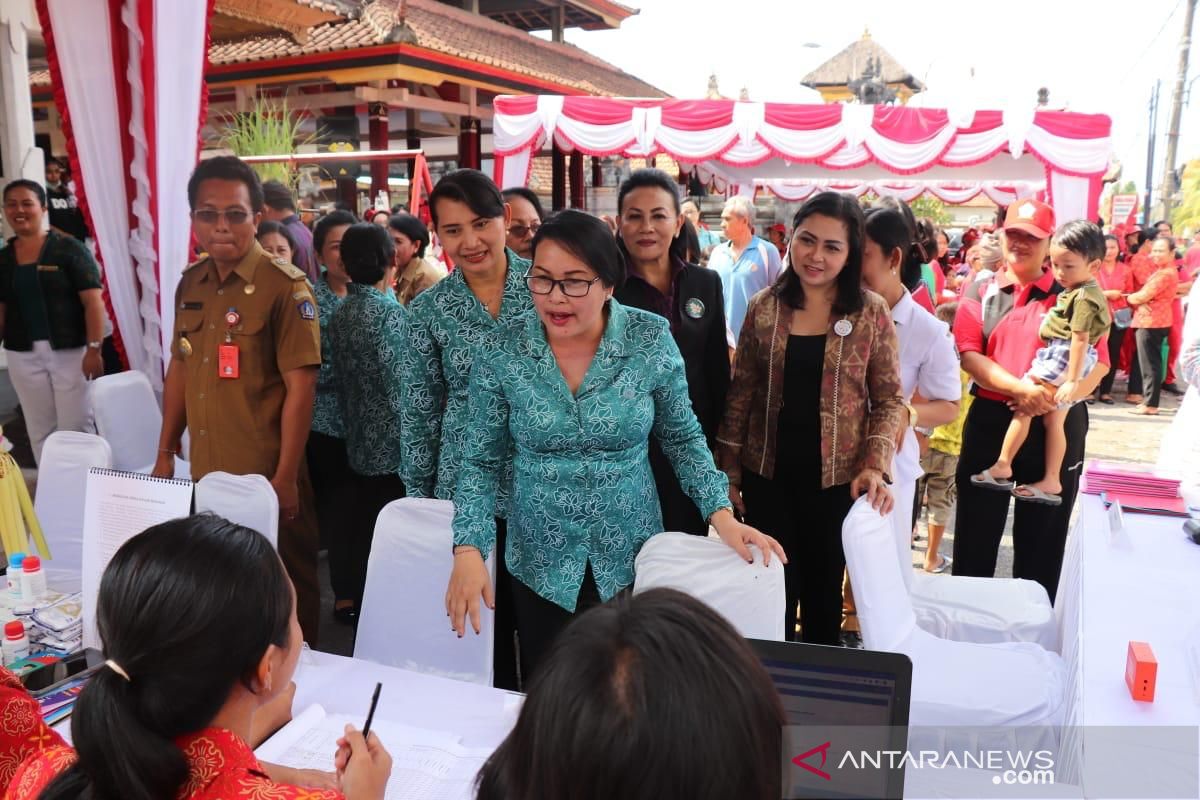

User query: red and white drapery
[734,178,1045,207]
[36,0,213,387]
[492,96,1111,223]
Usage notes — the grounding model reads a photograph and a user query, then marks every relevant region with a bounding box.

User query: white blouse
[891,290,961,484]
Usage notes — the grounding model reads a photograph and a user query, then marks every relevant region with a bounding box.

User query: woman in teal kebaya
[399,169,530,690]
[447,210,786,679]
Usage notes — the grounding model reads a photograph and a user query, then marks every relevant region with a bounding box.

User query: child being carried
[972,220,1110,506]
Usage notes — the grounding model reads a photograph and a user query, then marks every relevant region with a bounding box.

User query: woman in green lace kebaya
[446,210,786,679]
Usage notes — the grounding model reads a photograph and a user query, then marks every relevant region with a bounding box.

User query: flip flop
[971,469,1015,491]
[925,555,952,574]
[1012,485,1063,506]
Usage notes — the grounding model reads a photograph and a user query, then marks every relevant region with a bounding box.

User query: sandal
[1012,485,1063,506]
[970,469,1015,492]
[1129,405,1159,416]
[1098,394,1115,404]
[924,555,952,574]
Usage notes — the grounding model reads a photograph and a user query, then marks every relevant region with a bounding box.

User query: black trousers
[345,471,406,607]
[953,397,1088,601]
[306,431,355,599]
[742,470,854,646]
[510,563,603,687]
[491,518,519,692]
[1135,327,1170,408]
[1097,323,1127,396]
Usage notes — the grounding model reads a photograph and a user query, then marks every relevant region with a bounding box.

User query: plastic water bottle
[19,556,46,606]
[6,554,24,603]
[2,620,29,664]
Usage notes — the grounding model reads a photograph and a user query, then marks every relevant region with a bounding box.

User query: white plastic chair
[894,479,1058,650]
[33,432,112,594]
[355,498,496,685]
[195,472,279,549]
[633,531,785,641]
[842,496,1066,740]
[90,371,190,477]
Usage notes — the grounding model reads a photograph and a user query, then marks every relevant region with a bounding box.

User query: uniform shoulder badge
[297,298,316,320]
[270,258,307,281]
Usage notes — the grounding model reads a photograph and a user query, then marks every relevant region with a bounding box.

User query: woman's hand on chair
[851,468,893,515]
[710,509,786,567]
[445,547,494,637]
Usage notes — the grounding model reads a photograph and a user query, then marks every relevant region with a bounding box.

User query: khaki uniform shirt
[172,241,321,479]
[395,257,445,306]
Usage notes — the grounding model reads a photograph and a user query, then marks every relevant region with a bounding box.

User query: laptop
[748,638,912,800]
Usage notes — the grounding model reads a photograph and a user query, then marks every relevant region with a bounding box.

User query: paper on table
[256,704,492,800]
[81,468,193,649]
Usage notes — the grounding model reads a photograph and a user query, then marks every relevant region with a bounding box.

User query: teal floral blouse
[399,250,532,505]
[310,276,345,439]
[452,301,731,611]
[329,284,406,476]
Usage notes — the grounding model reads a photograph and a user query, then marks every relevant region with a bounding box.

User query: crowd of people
[1,153,1199,798]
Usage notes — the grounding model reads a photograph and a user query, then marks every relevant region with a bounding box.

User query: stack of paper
[256,704,494,800]
[0,592,84,659]
[1082,460,1188,516]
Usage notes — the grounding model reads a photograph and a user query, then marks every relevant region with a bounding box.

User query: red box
[1125,641,1157,702]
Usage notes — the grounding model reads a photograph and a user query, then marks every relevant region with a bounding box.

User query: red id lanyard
[219,308,240,379]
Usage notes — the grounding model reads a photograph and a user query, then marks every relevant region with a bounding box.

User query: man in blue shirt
[708,195,782,345]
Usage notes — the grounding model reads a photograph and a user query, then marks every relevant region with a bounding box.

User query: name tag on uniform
[180,301,203,310]
[218,343,240,379]
[36,264,59,272]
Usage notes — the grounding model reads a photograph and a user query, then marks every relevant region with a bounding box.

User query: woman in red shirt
[0,515,392,800]
[1127,236,1181,415]
[1094,235,1132,403]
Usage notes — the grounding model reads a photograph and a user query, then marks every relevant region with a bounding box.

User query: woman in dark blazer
[614,169,730,534]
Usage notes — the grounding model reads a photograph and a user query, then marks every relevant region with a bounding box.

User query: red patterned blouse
[0,669,344,799]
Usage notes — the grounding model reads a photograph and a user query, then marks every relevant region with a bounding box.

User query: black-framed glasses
[524,273,602,297]
[192,208,252,226]
[508,223,540,238]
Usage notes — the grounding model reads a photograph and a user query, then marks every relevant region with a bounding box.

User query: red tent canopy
[492,96,1111,222]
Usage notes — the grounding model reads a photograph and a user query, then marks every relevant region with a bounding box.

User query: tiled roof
[206,0,664,97]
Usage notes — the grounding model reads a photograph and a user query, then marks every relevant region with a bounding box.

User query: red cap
[769,223,787,234]
[20,556,39,571]
[1002,200,1055,239]
[4,621,24,639]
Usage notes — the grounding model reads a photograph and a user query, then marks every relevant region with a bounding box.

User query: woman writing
[1126,236,1181,416]
[0,180,106,464]
[860,206,960,572]
[613,169,730,535]
[399,169,532,690]
[446,210,783,679]
[304,209,360,624]
[0,514,391,799]
[953,201,1108,600]
[1094,234,1132,404]
[717,191,903,645]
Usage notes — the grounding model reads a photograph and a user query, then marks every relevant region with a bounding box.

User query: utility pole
[1145,81,1160,227]
[1160,0,1197,220]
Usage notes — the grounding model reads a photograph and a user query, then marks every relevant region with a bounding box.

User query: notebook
[81,469,193,649]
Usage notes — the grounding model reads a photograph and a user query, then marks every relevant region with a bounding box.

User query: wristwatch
[86,341,103,350]
[905,402,919,428]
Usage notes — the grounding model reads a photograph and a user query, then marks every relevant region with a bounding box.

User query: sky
[551,0,1200,202]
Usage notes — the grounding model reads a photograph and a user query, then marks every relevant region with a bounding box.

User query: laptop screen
[749,640,912,800]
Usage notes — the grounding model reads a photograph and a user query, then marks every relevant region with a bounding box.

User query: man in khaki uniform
[153,156,322,644]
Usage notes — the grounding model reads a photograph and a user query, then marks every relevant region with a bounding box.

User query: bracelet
[708,506,734,525]
[453,545,480,556]
[159,448,177,456]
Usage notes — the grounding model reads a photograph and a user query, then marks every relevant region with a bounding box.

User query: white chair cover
[355,498,496,685]
[90,371,190,477]
[898,470,1057,650]
[842,497,1066,739]
[33,432,112,594]
[195,472,279,549]
[633,531,785,641]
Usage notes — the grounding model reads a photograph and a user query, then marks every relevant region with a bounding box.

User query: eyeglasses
[525,274,602,297]
[192,208,252,226]
[508,223,540,238]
